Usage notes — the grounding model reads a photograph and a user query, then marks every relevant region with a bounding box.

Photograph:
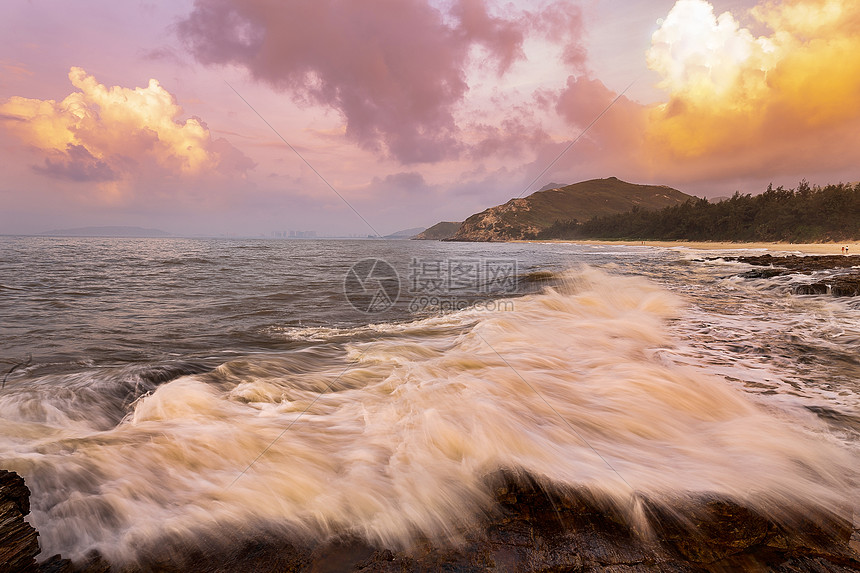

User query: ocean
[0,236,857,562]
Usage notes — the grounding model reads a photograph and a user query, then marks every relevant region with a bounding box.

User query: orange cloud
[0,68,253,187]
[643,0,860,177]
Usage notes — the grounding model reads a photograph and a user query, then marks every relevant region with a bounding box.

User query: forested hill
[449,178,690,241]
[537,182,860,242]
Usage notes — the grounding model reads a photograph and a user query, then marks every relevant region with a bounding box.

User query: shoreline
[3,468,858,572]
[518,239,857,255]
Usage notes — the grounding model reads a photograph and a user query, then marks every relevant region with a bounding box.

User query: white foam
[0,268,855,562]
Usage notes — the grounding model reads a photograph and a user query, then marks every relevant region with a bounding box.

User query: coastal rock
[717,255,860,297]
[830,277,860,297]
[728,254,860,273]
[21,471,858,573]
[800,275,860,297]
[0,470,40,573]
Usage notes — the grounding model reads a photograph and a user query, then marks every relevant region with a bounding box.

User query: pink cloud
[526,1,587,71]
[33,144,118,182]
[0,67,255,204]
[553,75,648,179]
[467,114,552,160]
[451,0,525,74]
[178,0,533,164]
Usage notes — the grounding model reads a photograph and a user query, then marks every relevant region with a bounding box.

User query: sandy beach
[525,239,858,255]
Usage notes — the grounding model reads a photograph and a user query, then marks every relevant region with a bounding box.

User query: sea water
[0,237,857,561]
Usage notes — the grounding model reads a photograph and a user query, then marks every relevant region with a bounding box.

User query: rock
[650,498,770,563]
[830,276,860,297]
[795,283,831,295]
[39,552,110,573]
[727,255,860,273]
[4,470,858,572]
[742,268,786,279]
[0,470,40,573]
[714,255,860,297]
[794,276,860,297]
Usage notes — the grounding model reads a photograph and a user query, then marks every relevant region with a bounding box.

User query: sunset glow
[645,0,860,166]
[1,3,859,569]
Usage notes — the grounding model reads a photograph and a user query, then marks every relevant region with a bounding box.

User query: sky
[1,0,859,236]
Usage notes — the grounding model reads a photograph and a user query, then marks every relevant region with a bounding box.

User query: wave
[0,267,854,563]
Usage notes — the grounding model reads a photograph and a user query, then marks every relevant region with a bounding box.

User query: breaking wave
[0,268,854,562]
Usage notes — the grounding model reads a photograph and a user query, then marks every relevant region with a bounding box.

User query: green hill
[449,177,691,241]
[384,227,426,239]
[539,181,860,242]
[413,221,463,240]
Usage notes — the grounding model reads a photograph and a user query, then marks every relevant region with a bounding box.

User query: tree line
[534,182,860,242]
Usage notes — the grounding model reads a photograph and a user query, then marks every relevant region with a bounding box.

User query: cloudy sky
[1,0,858,236]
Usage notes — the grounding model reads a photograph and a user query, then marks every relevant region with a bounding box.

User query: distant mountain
[39,226,171,238]
[537,182,567,192]
[449,177,692,241]
[413,221,463,240]
[384,227,426,240]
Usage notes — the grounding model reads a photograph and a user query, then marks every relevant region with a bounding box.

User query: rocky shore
[0,471,40,573]
[716,254,860,296]
[3,469,858,572]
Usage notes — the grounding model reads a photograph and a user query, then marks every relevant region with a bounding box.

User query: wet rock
[0,470,40,573]
[37,551,109,573]
[742,267,786,279]
[830,276,860,297]
[650,498,770,563]
[712,255,860,297]
[4,470,858,573]
[795,276,860,297]
[728,255,860,273]
[795,283,831,295]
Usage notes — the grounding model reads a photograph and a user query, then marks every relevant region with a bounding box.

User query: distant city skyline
[2,0,858,236]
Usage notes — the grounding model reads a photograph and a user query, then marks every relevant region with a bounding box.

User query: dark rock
[4,470,859,573]
[0,470,40,573]
[728,255,860,273]
[712,255,860,297]
[34,555,75,573]
[742,268,786,279]
[795,276,860,297]
[830,277,860,297]
[796,284,831,295]
[650,498,770,563]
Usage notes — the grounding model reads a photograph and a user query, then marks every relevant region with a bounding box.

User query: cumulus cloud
[33,144,118,182]
[526,1,587,71]
[178,0,583,164]
[467,112,553,160]
[548,0,860,186]
[365,171,432,199]
[0,67,254,186]
[541,74,651,185]
[643,0,860,176]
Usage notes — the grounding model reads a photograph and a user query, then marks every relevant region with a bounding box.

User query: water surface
[0,237,857,561]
